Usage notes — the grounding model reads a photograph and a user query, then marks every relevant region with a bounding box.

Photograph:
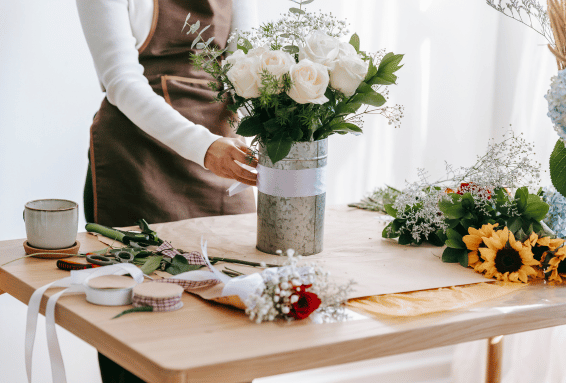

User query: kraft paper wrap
[93,206,522,317]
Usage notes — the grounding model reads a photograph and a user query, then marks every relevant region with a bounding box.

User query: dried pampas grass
[548,0,566,69]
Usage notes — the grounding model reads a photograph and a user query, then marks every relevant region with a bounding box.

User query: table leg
[485,335,503,383]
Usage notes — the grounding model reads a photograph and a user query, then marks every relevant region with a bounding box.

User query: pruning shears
[85,219,163,247]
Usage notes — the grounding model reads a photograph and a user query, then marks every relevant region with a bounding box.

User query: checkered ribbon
[132,293,183,312]
[155,241,206,265]
[154,240,222,292]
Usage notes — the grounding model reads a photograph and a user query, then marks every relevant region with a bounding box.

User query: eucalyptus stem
[209,257,278,268]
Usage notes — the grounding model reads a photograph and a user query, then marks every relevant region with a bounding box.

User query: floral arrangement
[348,130,566,283]
[189,0,404,163]
[245,250,354,323]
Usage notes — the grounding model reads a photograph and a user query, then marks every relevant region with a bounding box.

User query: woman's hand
[204,138,258,186]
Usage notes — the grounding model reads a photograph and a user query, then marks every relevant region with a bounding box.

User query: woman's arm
[76,0,221,168]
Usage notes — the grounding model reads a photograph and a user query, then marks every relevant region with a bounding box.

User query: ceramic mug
[23,199,79,249]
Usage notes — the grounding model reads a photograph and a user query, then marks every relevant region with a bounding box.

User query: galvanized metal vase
[256,139,328,256]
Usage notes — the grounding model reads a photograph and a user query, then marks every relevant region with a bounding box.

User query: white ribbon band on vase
[228,164,327,197]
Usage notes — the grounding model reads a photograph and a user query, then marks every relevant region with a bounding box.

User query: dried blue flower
[542,186,566,238]
[546,69,566,143]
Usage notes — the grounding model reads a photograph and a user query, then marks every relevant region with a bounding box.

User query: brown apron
[89,0,255,227]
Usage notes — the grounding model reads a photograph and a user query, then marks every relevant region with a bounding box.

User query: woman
[76,0,257,381]
[77,0,257,228]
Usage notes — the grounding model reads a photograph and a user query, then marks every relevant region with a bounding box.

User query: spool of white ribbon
[25,263,143,383]
[228,164,327,197]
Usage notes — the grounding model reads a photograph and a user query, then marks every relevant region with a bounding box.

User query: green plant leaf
[140,255,163,275]
[398,233,413,245]
[351,92,386,107]
[550,139,566,196]
[384,203,398,218]
[382,223,398,238]
[514,187,528,213]
[364,58,377,81]
[165,255,203,275]
[282,45,300,54]
[335,102,362,115]
[442,247,468,266]
[113,306,153,319]
[289,7,306,14]
[263,118,281,133]
[349,33,360,53]
[438,195,465,219]
[236,116,263,137]
[330,122,362,134]
[237,38,253,54]
[507,217,522,233]
[266,138,293,164]
[523,195,549,221]
[356,82,374,93]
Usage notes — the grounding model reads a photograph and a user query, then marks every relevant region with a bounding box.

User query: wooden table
[2,207,566,383]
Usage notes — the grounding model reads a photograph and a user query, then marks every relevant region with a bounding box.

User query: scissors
[86,250,135,266]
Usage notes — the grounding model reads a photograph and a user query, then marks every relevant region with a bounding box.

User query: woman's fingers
[227,160,257,185]
[231,144,258,167]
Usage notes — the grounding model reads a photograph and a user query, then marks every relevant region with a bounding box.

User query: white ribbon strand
[25,263,143,383]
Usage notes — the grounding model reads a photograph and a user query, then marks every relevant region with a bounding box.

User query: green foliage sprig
[439,187,549,267]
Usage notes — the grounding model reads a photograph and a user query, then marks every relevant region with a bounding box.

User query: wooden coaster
[23,241,81,258]
[87,275,137,290]
[133,282,184,299]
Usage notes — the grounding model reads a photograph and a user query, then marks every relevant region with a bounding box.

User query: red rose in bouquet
[289,285,322,320]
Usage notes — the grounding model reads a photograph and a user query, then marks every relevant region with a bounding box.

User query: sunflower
[462,223,499,269]
[476,227,539,283]
[547,245,566,282]
[525,233,565,279]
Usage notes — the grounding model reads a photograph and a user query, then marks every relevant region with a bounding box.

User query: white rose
[226,55,261,98]
[221,49,246,67]
[247,45,270,57]
[298,31,340,70]
[259,50,295,79]
[337,41,358,57]
[287,59,329,104]
[330,54,368,97]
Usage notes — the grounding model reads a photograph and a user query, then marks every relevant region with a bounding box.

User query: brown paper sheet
[108,206,489,299]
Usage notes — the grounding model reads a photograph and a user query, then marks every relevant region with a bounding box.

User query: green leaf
[266,139,293,164]
[445,239,464,249]
[140,256,163,275]
[289,7,306,14]
[384,203,398,218]
[523,194,549,221]
[335,102,362,115]
[330,122,362,134]
[263,118,281,133]
[550,139,566,196]
[514,187,528,213]
[356,82,374,93]
[282,45,299,54]
[507,217,522,233]
[165,255,203,275]
[398,233,413,245]
[237,38,253,54]
[351,92,386,107]
[113,306,153,319]
[368,52,404,85]
[349,33,360,53]
[236,116,263,137]
[442,247,468,266]
[438,195,465,219]
[364,58,377,81]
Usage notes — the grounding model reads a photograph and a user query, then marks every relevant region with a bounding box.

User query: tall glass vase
[256,139,328,256]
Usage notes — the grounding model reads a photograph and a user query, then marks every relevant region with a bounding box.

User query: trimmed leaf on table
[165,254,203,275]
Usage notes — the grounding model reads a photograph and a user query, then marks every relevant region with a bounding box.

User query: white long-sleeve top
[76,0,257,168]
